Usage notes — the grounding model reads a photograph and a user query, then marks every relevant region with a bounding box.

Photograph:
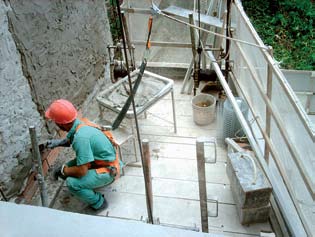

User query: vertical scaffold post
[196,137,209,232]
[29,126,48,207]
[142,139,153,223]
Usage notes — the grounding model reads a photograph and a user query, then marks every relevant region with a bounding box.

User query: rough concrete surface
[0,1,42,195]
[0,0,113,200]
[7,0,111,112]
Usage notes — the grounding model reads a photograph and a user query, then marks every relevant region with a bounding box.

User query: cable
[150,2,268,50]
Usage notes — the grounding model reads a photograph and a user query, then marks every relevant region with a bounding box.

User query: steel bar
[29,126,48,207]
[121,11,135,70]
[225,0,231,82]
[196,137,209,233]
[132,40,191,48]
[235,41,314,199]
[142,139,153,224]
[264,46,273,163]
[171,90,177,133]
[116,0,154,223]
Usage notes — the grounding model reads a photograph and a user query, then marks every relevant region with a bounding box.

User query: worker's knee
[66,177,80,191]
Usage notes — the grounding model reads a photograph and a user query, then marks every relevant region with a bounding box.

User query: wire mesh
[222,97,248,140]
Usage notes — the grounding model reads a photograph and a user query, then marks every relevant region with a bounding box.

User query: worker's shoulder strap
[76,118,118,147]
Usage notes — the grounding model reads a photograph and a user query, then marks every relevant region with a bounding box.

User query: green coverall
[65,119,119,209]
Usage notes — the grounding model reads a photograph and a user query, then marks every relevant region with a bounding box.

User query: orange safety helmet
[45,99,77,124]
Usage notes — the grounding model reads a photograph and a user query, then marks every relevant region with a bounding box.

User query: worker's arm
[63,163,89,178]
[47,138,70,149]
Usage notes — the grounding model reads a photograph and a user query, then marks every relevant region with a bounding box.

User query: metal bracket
[207,198,219,217]
[203,137,217,164]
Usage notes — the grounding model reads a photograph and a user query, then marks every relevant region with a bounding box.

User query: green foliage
[106,0,122,43]
[242,0,315,70]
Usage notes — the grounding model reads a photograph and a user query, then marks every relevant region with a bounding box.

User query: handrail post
[264,46,273,163]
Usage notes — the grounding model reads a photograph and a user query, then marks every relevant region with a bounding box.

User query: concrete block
[237,201,271,225]
[226,152,272,209]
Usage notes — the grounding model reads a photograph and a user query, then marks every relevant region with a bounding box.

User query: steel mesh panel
[222,97,248,140]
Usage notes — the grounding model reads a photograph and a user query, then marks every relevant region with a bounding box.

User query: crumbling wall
[0,0,112,199]
[7,0,112,113]
[0,1,42,197]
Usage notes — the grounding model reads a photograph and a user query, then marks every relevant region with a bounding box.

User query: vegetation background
[242,0,314,70]
[106,1,314,70]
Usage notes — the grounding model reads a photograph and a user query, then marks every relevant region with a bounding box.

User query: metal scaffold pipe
[29,126,48,207]
[142,139,153,223]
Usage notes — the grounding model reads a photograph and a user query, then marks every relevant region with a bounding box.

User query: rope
[150,2,268,50]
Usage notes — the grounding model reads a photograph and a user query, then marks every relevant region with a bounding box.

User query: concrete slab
[48,75,272,236]
[2,201,228,237]
[140,112,218,130]
[123,158,230,184]
[140,124,218,138]
[139,141,226,163]
[208,203,272,235]
[107,176,234,204]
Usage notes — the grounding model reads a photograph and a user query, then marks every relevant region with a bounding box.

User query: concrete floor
[49,77,272,236]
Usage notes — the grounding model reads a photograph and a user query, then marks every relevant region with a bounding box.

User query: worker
[45,99,121,212]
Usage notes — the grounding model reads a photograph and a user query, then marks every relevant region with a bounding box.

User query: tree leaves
[243,0,314,70]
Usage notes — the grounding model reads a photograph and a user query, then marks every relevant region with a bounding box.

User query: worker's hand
[46,138,69,149]
[53,164,67,180]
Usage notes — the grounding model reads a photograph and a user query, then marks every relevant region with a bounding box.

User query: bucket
[192,93,216,125]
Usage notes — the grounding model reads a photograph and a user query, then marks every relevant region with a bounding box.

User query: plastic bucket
[192,93,216,125]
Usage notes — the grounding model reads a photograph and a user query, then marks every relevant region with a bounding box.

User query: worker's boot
[90,195,108,213]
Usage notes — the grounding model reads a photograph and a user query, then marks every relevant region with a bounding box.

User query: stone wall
[7,0,112,113]
[0,0,112,199]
